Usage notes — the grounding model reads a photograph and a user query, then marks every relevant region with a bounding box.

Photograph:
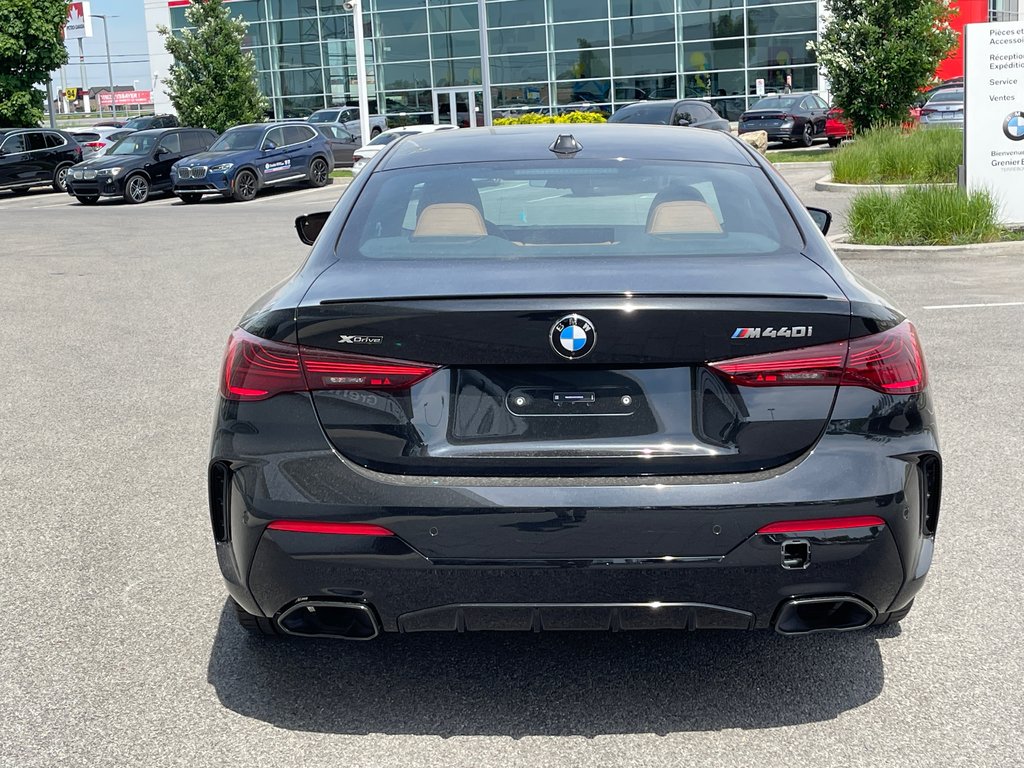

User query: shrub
[493,111,607,125]
[811,0,957,131]
[848,186,1002,246]
[831,127,962,184]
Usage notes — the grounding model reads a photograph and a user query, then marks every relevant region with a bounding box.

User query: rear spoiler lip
[319,291,834,306]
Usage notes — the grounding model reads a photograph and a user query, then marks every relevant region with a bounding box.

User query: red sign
[98,90,153,107]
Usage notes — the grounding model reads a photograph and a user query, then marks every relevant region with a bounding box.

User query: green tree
[0,0,69,127]
[157,0,266,133]
[811,0,957,131]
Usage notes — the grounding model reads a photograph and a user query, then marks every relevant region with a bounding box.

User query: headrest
[413,203,487,238]
[646,200,722,235]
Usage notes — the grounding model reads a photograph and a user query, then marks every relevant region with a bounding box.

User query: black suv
[67,127,217,204]
[122,114,179,131]
[0,128,83,194]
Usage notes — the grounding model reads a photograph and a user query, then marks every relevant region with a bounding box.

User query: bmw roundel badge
[550,314,596,359]
[1003,111,1024,142]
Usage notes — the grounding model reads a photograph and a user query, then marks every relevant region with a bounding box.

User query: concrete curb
[814,175,956,192]
[828,234,1023,258]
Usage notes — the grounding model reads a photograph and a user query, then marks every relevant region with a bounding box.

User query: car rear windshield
[369,132,409,146]
[338,159,803,261]
[309,110,339,123]
[608,103,674,124]
[122,117,153,130]
[750,96,801,111]
[210,127,265,151]
[928,89,964,103]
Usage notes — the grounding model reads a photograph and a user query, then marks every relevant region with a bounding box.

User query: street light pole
[92,14,118,118]
[347,0,371,147]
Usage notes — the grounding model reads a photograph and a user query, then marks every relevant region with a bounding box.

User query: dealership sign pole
[64,2,94,113]
[964,21,1024,226]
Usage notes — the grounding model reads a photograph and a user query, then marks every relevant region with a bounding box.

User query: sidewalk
[774,161,855,236]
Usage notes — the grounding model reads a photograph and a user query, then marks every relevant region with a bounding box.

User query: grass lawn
[331,169,353,178]
[832,127,961,184]
[766,148,835,163]
[848,186,1015,246]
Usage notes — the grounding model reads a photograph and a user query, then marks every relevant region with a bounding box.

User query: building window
[490,25,549,54]
[553,21,609,50]
[613,43,676,76]
[488,0,546,28]
[611,0,674,15]
[611,14,675,45]
[555,48,611,79]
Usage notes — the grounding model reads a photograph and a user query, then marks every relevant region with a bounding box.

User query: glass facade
[169,0,821,121]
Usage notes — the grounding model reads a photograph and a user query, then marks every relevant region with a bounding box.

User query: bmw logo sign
[1004,111,1024,142]
[550,314,596,359]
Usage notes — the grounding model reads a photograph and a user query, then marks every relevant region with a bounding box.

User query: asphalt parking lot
[2,170,1022,767]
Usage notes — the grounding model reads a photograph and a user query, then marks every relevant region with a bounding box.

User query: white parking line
[923,301,1024,310]
[30,200,77,210]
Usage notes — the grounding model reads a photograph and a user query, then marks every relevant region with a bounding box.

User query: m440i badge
[732,326,814,339]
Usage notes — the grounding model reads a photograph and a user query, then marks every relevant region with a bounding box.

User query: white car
[351,124,458,175]
[308,107,388,142]
[68,126,135,158]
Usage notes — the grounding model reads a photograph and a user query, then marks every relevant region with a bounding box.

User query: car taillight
[709,321,926,394]
[84,142,104,149]
[920,108,935,117]
[267,520,394,536]
[220,327,438,401]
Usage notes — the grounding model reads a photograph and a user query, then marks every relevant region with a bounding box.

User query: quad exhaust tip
[774,596,876,635]
[276,600,380,640]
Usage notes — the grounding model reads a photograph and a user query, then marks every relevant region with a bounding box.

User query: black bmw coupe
[210,124,940,640]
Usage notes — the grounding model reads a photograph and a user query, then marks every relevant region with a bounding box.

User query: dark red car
[825,108,851,147]
[825,107,923,147]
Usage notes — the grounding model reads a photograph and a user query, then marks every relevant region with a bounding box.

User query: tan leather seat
[646,200,722,235]
[413,203,488,238]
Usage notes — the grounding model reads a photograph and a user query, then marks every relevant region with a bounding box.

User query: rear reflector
[757,515,886,534]
[710,321,926,394]
[221,327,438,401]
[267,520,394,536]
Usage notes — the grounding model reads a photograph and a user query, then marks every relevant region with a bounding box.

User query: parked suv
[0,128,82,194]
[66,127,218,204]
[122,114,179,131]
[172,122,334,203]
[308,107,387,140]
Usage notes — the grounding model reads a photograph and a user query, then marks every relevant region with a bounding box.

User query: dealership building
[144,0,1019,124]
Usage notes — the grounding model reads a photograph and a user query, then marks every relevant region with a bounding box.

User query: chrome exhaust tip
[276,600,380,640]
[774,595,877,635]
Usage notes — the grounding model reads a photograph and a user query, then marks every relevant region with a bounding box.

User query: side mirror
[155,147,168,157]
[295,210,331,245]
[263,141,277,152]
[807,207,832,235]
[675,117,691,126]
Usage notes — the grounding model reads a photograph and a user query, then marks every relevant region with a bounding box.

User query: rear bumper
[738,125,797,140]
[239,523,910,633]
[920,119,963,130]
[211,388,940,634]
